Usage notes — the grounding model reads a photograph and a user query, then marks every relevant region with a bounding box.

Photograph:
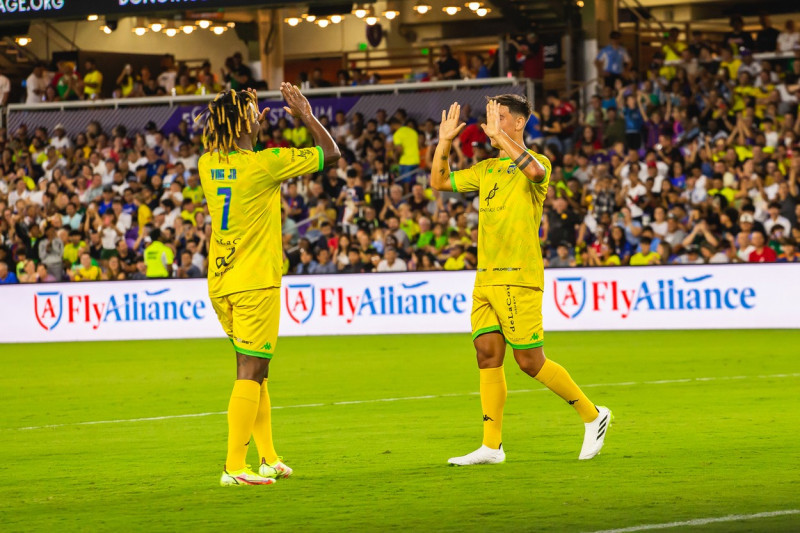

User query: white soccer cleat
[259,457,293,479]
[220,466,276,486]
[579,406,613,460]
[448,444,506,466]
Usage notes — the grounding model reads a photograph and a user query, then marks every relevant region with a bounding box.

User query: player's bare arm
[481,99,546,182]
[430,102,466,191]
[280,82,340,167]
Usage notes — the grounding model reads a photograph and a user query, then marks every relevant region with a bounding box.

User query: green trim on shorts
[472,325,502,341]
[316,145,324,172]
[449,171,458,193]
[505,339,544,349]
[231,341,273,359]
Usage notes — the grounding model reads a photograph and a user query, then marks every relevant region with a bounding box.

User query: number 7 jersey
[199,146,324,297]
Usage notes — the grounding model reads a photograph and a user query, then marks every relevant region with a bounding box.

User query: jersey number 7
[217,187,232,231]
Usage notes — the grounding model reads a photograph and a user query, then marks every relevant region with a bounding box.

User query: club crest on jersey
[285,283,315,324]
[553,277,587,319]
[34,291,64,331]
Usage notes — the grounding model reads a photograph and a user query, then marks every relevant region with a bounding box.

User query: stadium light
[365,15,378,25]
[101,25,113,34]
[317,18,330,28]
[353,5,368,18]
[330,14,343,23]
[576,0,584,6]
[87,14,99,21]
[133,26,147,36]
[285,17,301,26]
[466,1,482,10]
[164,27,178,37]
[212,25,226,35]
[383,10,399,20]
[413,3,431,14]
[197,19,211,29]
[181,24,195,34]
[443,5,461,15]
[475,7,490,16]
[303,14,317,22]
[150,22,163,32]
[15,36,31,46]
[227,22,236,28]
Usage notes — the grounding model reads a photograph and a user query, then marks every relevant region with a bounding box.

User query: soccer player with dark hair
[199,84,340,485]
[430,94,612,465]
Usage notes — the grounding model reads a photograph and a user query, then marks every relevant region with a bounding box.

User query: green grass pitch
[1,330,799,532]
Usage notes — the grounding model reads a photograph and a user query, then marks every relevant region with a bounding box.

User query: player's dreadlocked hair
[197,89,259,161]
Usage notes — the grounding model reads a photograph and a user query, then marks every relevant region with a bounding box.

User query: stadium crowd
[2,20,800,284]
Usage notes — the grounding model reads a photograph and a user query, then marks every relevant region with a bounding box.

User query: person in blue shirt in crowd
[0,262,17,284]
[617,86,646,150]
[595,31,631,87]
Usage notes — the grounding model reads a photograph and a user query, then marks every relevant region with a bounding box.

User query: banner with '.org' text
[0,264,798,344]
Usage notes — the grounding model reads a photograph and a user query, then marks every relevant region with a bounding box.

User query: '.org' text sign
[0,265,798,344]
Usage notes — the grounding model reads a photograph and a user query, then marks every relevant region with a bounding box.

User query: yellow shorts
[471,285,544,349]
[210,288,280,359]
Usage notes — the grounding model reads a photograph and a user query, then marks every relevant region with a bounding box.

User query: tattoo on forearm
[439,169,444,176]
[440,154,448,161]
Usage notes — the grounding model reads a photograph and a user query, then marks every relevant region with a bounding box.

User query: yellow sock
[535,359,598,423]
[225,380,261,471]
[480,366,506,449]
[253,379,279,465]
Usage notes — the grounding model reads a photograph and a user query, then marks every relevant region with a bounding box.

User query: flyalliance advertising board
[0,264,798,344]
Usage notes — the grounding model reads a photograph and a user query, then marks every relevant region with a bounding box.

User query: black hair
[489,93,532,118]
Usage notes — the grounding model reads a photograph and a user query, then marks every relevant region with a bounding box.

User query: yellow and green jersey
[199,146,324,297]
[450,151,551,289]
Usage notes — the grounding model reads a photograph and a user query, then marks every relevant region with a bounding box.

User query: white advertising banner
[0,264,798,344]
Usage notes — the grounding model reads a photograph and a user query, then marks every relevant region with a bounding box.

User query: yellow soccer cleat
[220,466,277,486]
[259,457,293,479]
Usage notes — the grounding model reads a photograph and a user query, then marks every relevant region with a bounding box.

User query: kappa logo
[553,277,587,319]
[484,183,499,205]
[285,283,315,324]
[34,291,64,331]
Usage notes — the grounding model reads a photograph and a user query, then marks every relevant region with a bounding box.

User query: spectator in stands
[0,261,17,284]
[436,45,461,80]
[778,20,800,53]
[377,246,407,272]
[53,61,79,101]
[724,16,755,54]
[311,247,337,274]
[748,230,777,263]
[38,225,63,280]
[595,31,630,87]
[756,14,780,53]
[26,63,51,104]
[390,118,420,187]
[83,58,103,100]
[70,252,102,281]
[158,55,178,93]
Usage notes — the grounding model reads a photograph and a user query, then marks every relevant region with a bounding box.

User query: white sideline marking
[586,509,800,533]
[11,372,800,432]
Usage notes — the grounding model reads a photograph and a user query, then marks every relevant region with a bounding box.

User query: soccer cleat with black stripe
[579,406,613,460]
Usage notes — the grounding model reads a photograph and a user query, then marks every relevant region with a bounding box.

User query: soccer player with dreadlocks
[199,84,339,486]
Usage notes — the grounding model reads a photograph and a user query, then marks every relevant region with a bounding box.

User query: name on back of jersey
[210,169,237,181]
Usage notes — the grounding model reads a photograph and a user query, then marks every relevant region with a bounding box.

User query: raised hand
[480,99,501,141]
[439,102,466,142]
[280,82,312,119]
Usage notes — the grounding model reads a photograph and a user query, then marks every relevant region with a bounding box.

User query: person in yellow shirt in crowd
[63,230,87,265]
[175,74,197,96]
[284,116,311,147]
[71,252,102,281]
[719,47,741,81]
[390,117,420,188]
[444,243,466,270]
[83,58,103,99]
[182,173,204,204]
[629,236,661,266]
[181,199,204,226]
[143,229,175,278]
[661,28,687,80]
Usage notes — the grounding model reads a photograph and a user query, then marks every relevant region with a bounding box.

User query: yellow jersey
[393,126,420,166]
[199,146,324,297]
[450,151,551,289]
